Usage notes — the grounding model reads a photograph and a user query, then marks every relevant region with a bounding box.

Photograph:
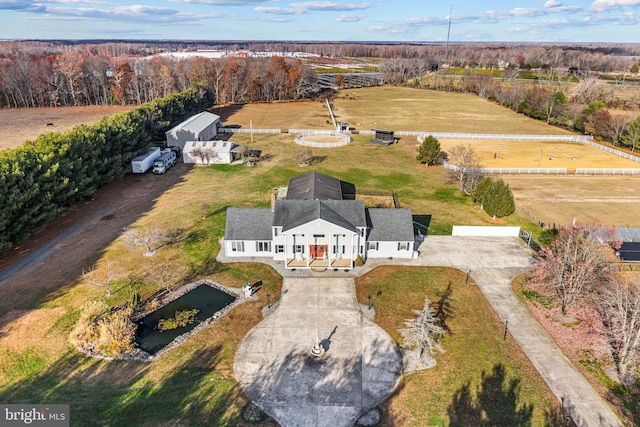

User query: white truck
[152,150,177,175]
[131,147,161,173]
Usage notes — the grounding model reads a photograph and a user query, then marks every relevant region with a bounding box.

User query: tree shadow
[0,345,265,426]
[447,363,534,427]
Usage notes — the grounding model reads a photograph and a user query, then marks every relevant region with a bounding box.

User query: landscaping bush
[482,179,516,218]
[417,135,441,166]
[70,301,136,358]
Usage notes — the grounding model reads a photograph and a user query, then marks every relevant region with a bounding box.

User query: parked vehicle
[152,150,177,174]
[131,147,161,173]
[168,145,182,157]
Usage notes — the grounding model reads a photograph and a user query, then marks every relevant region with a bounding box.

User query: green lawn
[1,87,568,426]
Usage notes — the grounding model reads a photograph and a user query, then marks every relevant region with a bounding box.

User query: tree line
[0,52,318,108]
[0,88,208,252]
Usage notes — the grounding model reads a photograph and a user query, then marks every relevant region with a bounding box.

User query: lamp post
[266,293,271,309]
[368,290,382,310]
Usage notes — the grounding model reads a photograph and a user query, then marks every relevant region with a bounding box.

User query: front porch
[286,257,353,269]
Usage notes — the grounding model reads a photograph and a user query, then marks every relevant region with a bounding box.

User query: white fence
[219,127,282,134]
[417,132,593,143]
[294,130,351,148]
[442,161,640,176]
[452,226,521,237]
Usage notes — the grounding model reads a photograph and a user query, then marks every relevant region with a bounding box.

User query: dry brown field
[440,138,640,169]
[0,105,135,150]
[502,175,640,227]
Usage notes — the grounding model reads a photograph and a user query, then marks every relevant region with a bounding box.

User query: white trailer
[131,147,161,173]
[152,150,177,174]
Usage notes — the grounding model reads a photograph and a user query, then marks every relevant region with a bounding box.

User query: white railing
[294,130,351,148]
[442,161,640,176]
[574,168,640,176]
[219,127,282,134]
[417,132,592,142]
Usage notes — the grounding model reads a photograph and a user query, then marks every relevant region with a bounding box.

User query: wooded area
[0,88,207,251]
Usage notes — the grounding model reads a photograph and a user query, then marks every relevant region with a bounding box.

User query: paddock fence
[293,130,351,148]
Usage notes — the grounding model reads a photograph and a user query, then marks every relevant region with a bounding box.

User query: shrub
[70,301,136,357]
[417,135,441,166]
[482,179,515,218]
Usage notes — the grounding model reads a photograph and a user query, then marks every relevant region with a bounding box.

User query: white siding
[367,241,413,259]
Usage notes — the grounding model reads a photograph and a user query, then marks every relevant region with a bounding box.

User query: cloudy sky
[0,0,639,42]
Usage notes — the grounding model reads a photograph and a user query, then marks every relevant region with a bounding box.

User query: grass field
[0,105,135,150]
[1,86,636,425]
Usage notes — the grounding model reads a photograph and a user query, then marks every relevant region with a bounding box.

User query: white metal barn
[182,140,244,165]
[165,111,220,149]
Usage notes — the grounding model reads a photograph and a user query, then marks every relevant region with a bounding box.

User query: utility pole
[445,5,453,63]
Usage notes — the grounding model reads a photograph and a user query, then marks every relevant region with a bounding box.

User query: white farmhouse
[223,172,416,270]
[182,140,244,165]
[165,111,221,149]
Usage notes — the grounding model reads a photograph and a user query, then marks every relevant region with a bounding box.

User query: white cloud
[256,1,371,15]
[170,0,268,5]
[544,0,561,7]
[590,0,640,11]
[289,1,371,11]
[336,13,366,22]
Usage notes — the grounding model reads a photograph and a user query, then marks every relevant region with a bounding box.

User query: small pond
[135,284,236,355]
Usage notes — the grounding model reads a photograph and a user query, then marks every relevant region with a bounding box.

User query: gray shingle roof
[274,200,366,232]
[224,208,273,240]
[286,171,355,201]
[366,208,414,241]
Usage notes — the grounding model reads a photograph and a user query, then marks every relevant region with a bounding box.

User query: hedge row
[0,88,208,252]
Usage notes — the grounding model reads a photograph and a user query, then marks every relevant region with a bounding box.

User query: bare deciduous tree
[82,260,124,297]
[446,144,483,195]
[150,262,188,293]
[124,227,180,256]
[597,278,640,385]
[529,224,620,316]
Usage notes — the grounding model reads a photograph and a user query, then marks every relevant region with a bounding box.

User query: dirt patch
[0,105,135,150]
[0,307,67,353]
[0,163,192,316]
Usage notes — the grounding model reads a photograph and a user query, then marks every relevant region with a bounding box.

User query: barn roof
[366,208,415,242]
[167,111,220,135]
[286,171,356,201]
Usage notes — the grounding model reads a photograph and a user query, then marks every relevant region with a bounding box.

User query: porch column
[350,233,355,268]
[306,233,310,267]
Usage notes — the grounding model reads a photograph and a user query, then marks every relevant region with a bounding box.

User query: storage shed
[165,112,221,149]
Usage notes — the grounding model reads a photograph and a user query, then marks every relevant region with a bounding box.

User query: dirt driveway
[0,163,192,315]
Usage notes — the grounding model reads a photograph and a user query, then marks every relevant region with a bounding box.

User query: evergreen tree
[416,135,441,166]
[472,177,493,204]
[483,179,515,218]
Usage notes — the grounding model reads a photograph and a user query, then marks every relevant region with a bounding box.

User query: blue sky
[0,0,639,42]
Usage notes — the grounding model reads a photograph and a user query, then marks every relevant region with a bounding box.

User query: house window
[256,241,271,252]
[274,227,281,236]
[398,242,409,251]
[294,245,305,253]
[333,245,345,254]
[231,241,245,252]
[359,228,365,237]
[276,245,284,253]
[368,242,378,250]
[313,234,325,238]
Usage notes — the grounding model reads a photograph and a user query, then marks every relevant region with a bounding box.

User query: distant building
[223,171,416,270]
[165,112,220,149]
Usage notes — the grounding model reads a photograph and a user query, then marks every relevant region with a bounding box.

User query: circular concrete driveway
[234,277,402,427]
